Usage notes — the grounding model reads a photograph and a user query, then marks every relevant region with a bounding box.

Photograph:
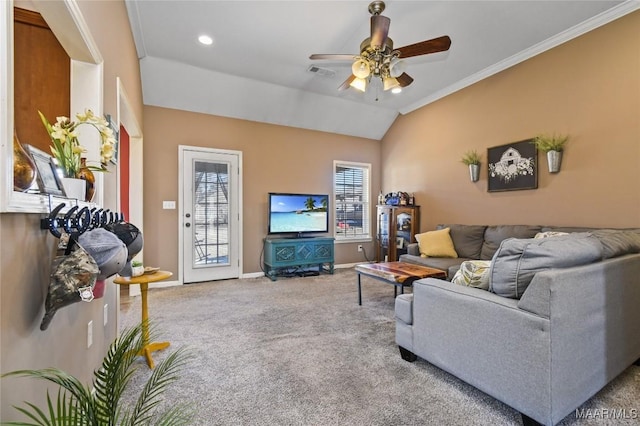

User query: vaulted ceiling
[125,1,637,140]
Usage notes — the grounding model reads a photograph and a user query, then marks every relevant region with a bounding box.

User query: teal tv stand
[263,237,335,281]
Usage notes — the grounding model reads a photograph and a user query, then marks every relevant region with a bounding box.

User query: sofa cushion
[489,233,603,299]
[451,260,491,290]
[415,228,458,258]
[540,226,597,233]
[437,224,487,259]
[480,225,542,260]
[591,229,640,259]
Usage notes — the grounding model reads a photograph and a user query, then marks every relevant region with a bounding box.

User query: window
[334,161,371,241]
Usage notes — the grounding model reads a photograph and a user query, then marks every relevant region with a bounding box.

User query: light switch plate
[162,201,176,209]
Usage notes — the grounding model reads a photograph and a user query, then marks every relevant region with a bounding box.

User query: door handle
[185,222,191,228]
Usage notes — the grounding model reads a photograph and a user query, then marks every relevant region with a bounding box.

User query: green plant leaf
[532,133,569,152]
[3,323,192,426]
[460,150,481,165]
[129,347,193,425]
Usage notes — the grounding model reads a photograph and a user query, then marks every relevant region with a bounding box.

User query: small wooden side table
[113,270,173,369]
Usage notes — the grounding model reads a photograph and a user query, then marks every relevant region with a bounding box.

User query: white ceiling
[125,1,637,140]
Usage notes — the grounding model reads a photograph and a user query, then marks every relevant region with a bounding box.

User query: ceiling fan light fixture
[352,59,371,79]
[389,58,405,78]
[309,1,451,98]
[383,76,400,91]
[350,77,368,92]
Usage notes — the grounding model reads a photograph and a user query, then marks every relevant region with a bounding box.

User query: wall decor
[25,144,66,196]
[487,139,537,192]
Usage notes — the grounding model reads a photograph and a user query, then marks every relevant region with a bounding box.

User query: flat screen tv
[268,193,329,236]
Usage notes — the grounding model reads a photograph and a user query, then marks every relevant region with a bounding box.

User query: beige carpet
[119,268,640,425]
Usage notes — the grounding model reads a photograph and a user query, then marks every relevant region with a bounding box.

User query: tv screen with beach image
[268,193,329,234]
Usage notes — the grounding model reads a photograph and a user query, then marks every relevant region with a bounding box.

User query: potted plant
[461,150,481,182]
[531,133,569,173]
[2,323,193,425]
[38,109,117,200]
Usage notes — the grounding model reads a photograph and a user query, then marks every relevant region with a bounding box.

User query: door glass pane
[193,160,229,266]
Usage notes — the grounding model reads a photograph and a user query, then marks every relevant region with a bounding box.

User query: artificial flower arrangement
[38,109,116,178]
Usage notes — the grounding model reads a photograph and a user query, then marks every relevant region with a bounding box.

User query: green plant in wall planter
[2,322,193,425]
[461,150,481,182]
[532,133,569,173]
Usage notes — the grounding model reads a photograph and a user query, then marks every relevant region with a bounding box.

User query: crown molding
[400,0,640,115]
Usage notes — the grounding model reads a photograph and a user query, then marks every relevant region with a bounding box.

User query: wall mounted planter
[469,164,480,182]
[547,150,562,173]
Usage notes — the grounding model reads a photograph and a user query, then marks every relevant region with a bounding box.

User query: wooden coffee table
[355,261,447,305]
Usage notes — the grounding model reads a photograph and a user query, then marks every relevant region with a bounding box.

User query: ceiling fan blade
[396,35,451,58]
[310,54,357,61]
[397,73,414,87]
[338,75,356,91]
[370,15,390,49]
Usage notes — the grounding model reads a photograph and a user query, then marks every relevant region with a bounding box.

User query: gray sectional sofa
[399,224,603,278]
[395,224,640,425]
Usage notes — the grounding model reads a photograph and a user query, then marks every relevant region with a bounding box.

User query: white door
[182,147,241,283]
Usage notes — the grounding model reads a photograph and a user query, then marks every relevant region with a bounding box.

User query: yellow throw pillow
[415,228,458,258]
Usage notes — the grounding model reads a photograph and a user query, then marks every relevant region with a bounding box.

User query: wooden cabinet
[376,205,420,262]
[263,237,335,281]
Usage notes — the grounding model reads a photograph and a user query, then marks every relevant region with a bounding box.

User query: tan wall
[382,11,640,231]
[0,1,143,421]
[142,106,381,276]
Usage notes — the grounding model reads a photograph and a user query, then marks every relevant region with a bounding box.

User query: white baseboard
[242,271,266,279]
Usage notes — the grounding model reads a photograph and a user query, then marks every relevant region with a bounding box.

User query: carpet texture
[119,268,640,425]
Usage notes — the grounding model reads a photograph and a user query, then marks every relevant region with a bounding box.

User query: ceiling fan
[309,1,451,94]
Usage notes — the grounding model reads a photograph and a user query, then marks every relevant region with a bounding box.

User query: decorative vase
[13,131,37,192]
[76,157,95,202]
[61,177,86,200]
[469,164,480,182]
[547,151,562,173]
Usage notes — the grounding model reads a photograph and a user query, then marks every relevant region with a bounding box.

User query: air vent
[307,65,336,78]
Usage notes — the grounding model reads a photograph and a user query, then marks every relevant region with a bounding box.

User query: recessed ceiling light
[198,35,213,46]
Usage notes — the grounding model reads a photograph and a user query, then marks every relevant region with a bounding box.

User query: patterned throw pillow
[415,228,458,258]
[534,231,569,239]
[451,260,491,290]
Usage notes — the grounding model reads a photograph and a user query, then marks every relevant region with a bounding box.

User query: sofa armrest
[406,243,420,256]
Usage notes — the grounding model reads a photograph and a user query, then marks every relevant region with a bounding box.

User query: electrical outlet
[87,321,93,348]
[357,244,363,252]
[103,304,108,326]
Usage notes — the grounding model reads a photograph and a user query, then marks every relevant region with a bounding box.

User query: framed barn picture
[487,139,537,192]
